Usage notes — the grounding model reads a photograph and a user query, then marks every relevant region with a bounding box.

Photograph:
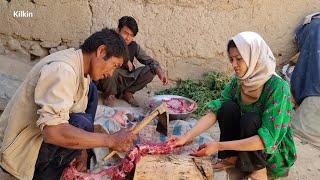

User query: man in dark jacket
[96,16,168,106]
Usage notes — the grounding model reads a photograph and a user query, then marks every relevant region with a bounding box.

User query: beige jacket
[0,48,90,179]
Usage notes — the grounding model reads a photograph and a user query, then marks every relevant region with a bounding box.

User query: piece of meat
[62,142,174,180]
[110,110,129,127]
[61,162,116,180]
[187,102,197,112]
[162,98,197,114]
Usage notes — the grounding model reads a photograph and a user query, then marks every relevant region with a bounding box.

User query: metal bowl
[147,95,197,120]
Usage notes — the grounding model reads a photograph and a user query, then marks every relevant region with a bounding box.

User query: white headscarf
[231,32,276,104]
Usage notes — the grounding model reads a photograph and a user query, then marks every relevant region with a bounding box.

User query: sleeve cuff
[150,65,160,74]
[36,112,69,131]
[258,127,277,154]
[206,99,222,114]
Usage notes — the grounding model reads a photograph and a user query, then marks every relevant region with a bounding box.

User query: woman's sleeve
[206,77,236,114]
[258,81,293,154]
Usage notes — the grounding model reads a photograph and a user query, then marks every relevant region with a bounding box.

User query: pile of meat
[162,98,197,114]
[61,142,174,180]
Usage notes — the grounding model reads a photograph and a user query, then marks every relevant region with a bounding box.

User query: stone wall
[0,0,319,87]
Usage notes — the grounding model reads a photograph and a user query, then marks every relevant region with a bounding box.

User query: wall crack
[88,0,94,34]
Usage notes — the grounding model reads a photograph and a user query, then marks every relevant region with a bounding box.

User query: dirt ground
[0,89,319,180]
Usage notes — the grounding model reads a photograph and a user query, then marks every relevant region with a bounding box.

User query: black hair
[227,40,237,53]
[80,28,128,61]
[118,16,139,36]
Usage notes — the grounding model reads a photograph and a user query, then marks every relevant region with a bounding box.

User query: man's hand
[127,61,134,72]
[110,128,137,152]
[156,68,168,85]
[190,142,220,157]
[43,124,135,150]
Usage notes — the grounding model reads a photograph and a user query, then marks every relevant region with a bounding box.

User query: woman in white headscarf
[169,32,296,179]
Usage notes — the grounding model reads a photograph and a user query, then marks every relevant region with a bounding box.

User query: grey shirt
[124,41,160,74]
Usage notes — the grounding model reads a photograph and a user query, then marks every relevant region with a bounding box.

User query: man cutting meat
[62,142,174,180]
[0,28,137,180]
[96,16,168,107]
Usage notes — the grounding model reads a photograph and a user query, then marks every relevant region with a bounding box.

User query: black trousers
[96,66,155,97]
[217,101,267,173]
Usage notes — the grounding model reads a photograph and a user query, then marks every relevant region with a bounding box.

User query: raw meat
[61,142,174,180]
[61,163,116,180]
[110,110,129,127]
[162,98,197,114]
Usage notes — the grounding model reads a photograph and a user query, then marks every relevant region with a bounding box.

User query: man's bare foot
[122,91,139,107]
[212,156,237,171]
[104,95,116,106]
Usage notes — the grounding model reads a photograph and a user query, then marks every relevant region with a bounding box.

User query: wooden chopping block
[134,155,213,180]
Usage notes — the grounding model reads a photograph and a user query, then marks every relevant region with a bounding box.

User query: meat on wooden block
[134,155,213,180]
[61,142,175,180]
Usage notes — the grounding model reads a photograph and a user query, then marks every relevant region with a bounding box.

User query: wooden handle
[132,110,159,134]
[102,103,167,161]
[103,151,117,161]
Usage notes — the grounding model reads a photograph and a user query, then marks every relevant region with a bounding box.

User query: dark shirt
[122,41,160,74]
[291,18,320,105]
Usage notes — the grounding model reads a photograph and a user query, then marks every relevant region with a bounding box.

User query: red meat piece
[162,98,197,114]
[62,142,174,180]
[61,162,116,180]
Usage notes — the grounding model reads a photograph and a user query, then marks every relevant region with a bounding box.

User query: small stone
[49,47,58,54]
[7,38,22,51]
[20,40,36,50]
[66,41,80,48]
[17,48,30,56]
[0,54,32,79]
[301,140,308,145]
[0,73,22,110]
[0,43,5,54]
[40,41,61,48]
[29,43,48,57]
[57,45,68,51]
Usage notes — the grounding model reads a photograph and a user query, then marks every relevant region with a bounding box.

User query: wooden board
[134,155,213,180]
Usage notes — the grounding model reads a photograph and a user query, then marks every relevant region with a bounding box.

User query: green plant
[156,72,230,118]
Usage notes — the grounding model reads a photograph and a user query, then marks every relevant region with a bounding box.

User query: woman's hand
[190,141,220,157]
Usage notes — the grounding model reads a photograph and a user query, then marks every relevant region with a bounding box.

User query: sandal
[212,158,235,172]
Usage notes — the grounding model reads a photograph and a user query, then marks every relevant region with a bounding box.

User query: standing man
[96,16,168,106]
[0,28,136,180]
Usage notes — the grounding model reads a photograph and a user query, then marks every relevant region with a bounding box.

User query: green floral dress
[207,75,297,177]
